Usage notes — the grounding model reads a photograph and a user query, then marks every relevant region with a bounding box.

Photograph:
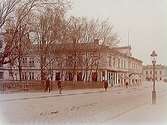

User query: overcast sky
[68,0,167,65]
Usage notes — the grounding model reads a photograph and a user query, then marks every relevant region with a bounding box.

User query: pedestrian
[45,78,50,92]
[103,80,108,91]
[57,80,62,94]
[125,81,128,88]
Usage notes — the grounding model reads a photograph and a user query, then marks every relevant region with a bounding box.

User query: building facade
[143,65,167,81]
[0,38,143,87]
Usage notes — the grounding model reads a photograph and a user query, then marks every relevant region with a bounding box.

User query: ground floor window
[118,79,120,84]
[9,70,13,77]
[22,72,27,80]
[55,72,61,80]
[68,72,73,81]
[29,72,35,80]
[102,71,105,80]
[77,72,82,81]
[0,72,3,79]
[0,63,3,67]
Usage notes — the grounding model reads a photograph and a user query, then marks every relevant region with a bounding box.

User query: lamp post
[150,50,157,104]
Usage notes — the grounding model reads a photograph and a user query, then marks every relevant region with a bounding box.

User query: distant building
[143,65,167,81]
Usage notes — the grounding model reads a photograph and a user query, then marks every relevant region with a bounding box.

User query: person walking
[45,78,50,92]
[57,80,62,94]
[125,81,128,88]
[103,80,108,91]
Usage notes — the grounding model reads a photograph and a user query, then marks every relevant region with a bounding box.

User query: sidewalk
[105,96,167,125]
[0,85,141,102]
[0,82,153,102]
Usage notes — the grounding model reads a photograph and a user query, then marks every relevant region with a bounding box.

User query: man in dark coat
[57,80,62,94]
[103,80,108,91]
[45,78,50,92]
[125,81,128,88]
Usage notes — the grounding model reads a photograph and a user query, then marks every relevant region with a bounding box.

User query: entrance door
[92,72,97,81]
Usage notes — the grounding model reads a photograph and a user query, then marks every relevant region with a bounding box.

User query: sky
[68,0,167,65]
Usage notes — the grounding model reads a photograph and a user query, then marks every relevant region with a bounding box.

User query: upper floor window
[113,57,116,68]
[9,71,13,77]
[124,60,126,68]
[29,58,35,67]
[146,71,148,75]
[160,71,162,75]
[66,56,73,67]
[109,56,112,66]
[121,59,123,68]
[22,57,27,64]
[118,58,120,68]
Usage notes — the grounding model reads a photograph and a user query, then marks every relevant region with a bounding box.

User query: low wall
[0,80,103,92]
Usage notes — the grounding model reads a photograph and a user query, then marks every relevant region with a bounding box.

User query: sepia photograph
[0,0,167,125]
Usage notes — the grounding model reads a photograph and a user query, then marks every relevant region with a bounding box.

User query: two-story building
[0,37,143,87]
[143,65,167,81]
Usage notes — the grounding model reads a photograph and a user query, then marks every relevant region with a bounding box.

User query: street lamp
[150,50,157,104]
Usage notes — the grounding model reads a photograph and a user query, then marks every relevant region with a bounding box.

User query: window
[32,72,35,80]
[124,60,126,68]
[150,71,152,74]
[22,58,27,65]
[22,72,27,80]
[77,72,82,81]
[113,57,116,68]
[121,59,123,68]
[0,63,2,67]
[9,70,13,77]
[109,56,112,66]
[0,40,2,48]
[118,58,120,68]
[92,72,97,81]
[118,79,120,84]
[29,58,35,67]
[55,72,61,80]
[160,71,162,75]
[146,71,148,75]
[102,71,105,78]
[29,72,35,80]
[68,72,73,81]
[0,72,3,79]
[67,56,73,67]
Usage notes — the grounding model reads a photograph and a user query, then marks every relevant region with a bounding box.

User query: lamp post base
[152,90,156,104]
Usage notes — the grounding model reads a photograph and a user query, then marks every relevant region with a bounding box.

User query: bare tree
[66,17,119,82]
[0,0,44,82]
[0,0,44,65]
[0,0,20,30]
[32,1,71,82]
